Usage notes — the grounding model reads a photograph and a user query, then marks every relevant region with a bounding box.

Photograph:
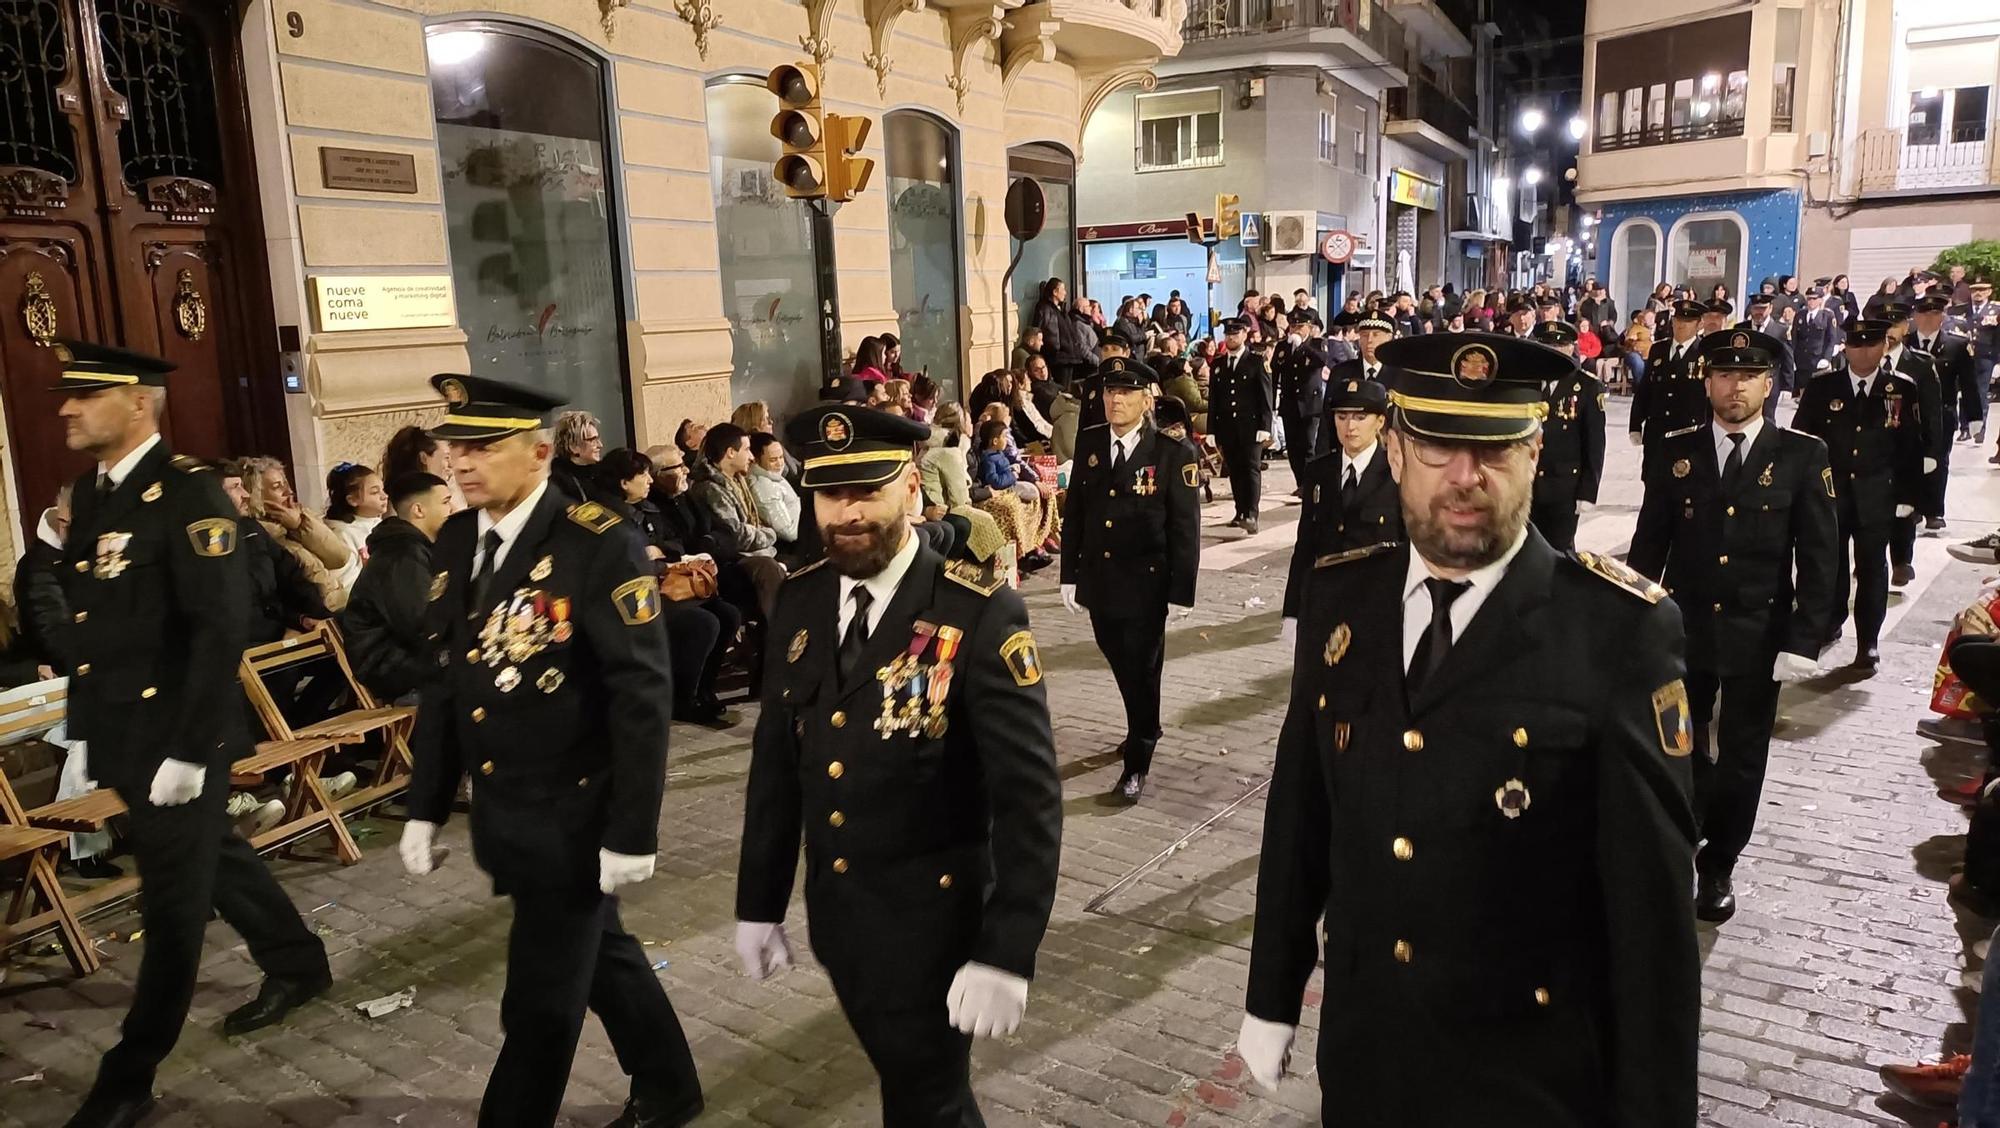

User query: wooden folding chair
[239,622,417,814]
[0,689,102,975]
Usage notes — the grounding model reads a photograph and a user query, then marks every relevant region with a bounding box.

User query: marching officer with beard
[736,404,1062,1127]
[1629,329,1839,923]
[400,375,704,1128]
[1238,330,1699,1128]
[1526,320,1606,551]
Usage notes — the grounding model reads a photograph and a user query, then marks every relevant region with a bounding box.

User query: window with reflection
[1670,217,1744,300]
[704,76,825,421]
[1007,143,1076,345]
[428,23,631,435]
[1612,222,1660,321]
[884,111,963,397]
[1590,13,1751,152]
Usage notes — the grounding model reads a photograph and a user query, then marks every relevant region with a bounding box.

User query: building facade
[0,0,1181,565]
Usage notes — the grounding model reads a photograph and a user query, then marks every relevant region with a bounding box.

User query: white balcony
[1855,126,2000,196]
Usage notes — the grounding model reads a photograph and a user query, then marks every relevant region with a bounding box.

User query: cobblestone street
[5,402,2000,1128]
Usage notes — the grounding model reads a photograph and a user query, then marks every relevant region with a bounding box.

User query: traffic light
[1185,211,1205,244]
[767,62,826,198]
[825,113,875,203]
[1215,193,1241,239]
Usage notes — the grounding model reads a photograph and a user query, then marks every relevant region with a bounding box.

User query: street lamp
[1518,107,1545,135]
[1523,166,1544,186]
[1567,115,1587,142]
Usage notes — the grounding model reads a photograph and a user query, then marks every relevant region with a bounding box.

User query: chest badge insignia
[1830,399,1845,412]
[495,666,522,693]
[530,555,553,582]
[1757,463,1773,487]
[141,481,162,503]
[788,628,809,664]
[1088,453,1099,468]
[536,668,564,694]
[1324,623,1351,666]
[1671,458,1691,479]
[93,531,133,578]
[1495,778,1532,819]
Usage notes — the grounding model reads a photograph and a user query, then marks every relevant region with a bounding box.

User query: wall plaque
[310,275,456,332]
[320,147,420,194]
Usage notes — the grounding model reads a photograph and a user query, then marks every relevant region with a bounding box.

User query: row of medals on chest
[476,555,567,695]
[1086,452,1159,495]
[878,621,963,739]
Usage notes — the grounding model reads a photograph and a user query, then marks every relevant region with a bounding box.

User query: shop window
[1136,88,1223,170]
[428,22,631,436]
[1008,142,1075,349]
[1669,214,1746,303]
[1610,220,1661,323]
[703,76,826,421]
[884,111,963,399]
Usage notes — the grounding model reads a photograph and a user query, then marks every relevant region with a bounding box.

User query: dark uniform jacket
[1889,345,1945,456]
[1283,446,1400,619]
[1735,317,1797,391]
[408,485,673,898]
[736,545,1062,995]
[1272,337,1329,422]
[1629,425,1840,676]
[1793,306,1843,376]
[240,516,332,645]
[15,535,74,674]
[1792,363,1927,525]
[1208,348,1273,440]
[1316,357,1402,455]
[61,441,250,787]
[1248,534,1698,1128]
[339,516,437,701]
[1951,299,2000,359]
[1533,368,1607,508]
[1914,328,1973,397]
[1632,334,1708,443]
[1059,421,1201,616]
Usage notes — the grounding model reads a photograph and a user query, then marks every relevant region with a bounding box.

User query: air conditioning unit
[1266,211,1316,256]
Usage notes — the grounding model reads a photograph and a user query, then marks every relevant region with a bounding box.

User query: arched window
[704,76,827,420]
[1609,218,1662,323]
[885,110,964,397]
[1666,211,1749,306]
[1008,142,1076,344]
[428,22,632,436]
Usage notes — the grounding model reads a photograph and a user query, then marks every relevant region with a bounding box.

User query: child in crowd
[325,462,388,590]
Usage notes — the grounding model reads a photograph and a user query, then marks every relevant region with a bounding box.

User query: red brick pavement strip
[1,480,1995,1126]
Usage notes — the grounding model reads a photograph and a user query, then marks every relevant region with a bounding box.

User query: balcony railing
[1592,116,1745,153]
[1136,140,1225,172]
[1386,75,1473,148]
[1182,0,1408,74]
[1857,124,1998,195]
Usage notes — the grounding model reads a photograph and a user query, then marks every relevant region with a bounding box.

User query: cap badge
[439,378,468,406]
[821,412,852,451]
[1450,343,1496,387]
[1346,380,1359,392]
[51,342,73,363]
[1731,332,1749,348]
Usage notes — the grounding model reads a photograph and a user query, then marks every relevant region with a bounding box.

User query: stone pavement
[4,398,2000,1127]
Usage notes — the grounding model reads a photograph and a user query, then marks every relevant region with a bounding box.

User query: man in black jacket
[1209,317,1274,533]
[1272,308,1330,489]
[1910,293,1970,515]
[1528,322,1607,551]
[219,461,332,646]
[16,483,74,675]
[340,473,451,703]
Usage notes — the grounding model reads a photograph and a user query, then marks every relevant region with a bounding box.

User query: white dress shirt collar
[1109,423,1143,464]
[838,525,921,638]
[1399,525,1531,672]
[1341,442,1379,482]
[474,477,551,572]
[99,431,162,487]
[1712,415,1764,468]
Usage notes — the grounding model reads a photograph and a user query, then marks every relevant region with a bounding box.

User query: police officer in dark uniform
[1282,377,1400,640]
[1629,329,1840,922]
[1317,314,1400,452]
[1208,317,1274,533]
[1273,307,1330,487]
[1793,321,1927,670]
[1499,294,1538,340]
[53,342,330,1128]
[1950,276,1998,441]
[1736,294,1795,411]
[1061,356,1203,802]
[1526,320,1606,551]
[1881,302,1945,587]
[735,404,1062,1127]
[1237,330,1699,1128]
[1631,300,1710,468]
[400,375,702,1128]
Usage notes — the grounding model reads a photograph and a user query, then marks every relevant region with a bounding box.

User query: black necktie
[1722,432,1746,492]
[838,586,874,686]
[1342,464,1359,510]
[96,473,113,502]
[1408,577,1471,696]
[469,529,502,613]
[1111,439,1126,477]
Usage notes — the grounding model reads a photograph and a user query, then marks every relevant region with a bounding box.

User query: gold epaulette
[943,557,1003,596]
[1571,550,1666,604]
[1314,541,1398,569]
[566,501,621,534]
[785,558,828,582]
[168,454,210,473]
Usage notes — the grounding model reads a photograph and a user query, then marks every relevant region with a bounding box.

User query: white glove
[1816,359,1832,371]
[1577,499,1594,514]
[1628,432,1643,447]
[147,758,205,807]
[1896,504,1916,518]
[734,921,793,979]
[400,819,445,875]
[1236,1013,1296,1091]
[1172,603,1194,621]
[597,848,656,894]
[946,962,1029,1038]
[1924,457,1939,474]
[1254,430,1271,445]
[1773,652,1819,683]
[1280,617,1297,644]
[1060,583,1080,614]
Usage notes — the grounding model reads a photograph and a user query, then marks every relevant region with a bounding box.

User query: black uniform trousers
[823,973,980,1127]
[1216,431,1263,520]
[1529,499,1580,553]
[94,760,328,1097]
[1091,607,1166,775]
[1891,407,1954,569]
[1685,670,1784,877]
[1832,495,1892,648]
[484,890,700,1127]
[1280,409,1317,488]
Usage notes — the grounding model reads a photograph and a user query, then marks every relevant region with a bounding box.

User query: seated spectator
[1623,313,1653,385]
[747,433,801,546]
[674,418,709,478]
[852,336,890,384]
[223,460,334,645]
[1163,357,1210,435]
[16,483,73,677]
[551,409,607,502]
[908,373,940,423]
[918,405,1006,561]
[879,332,906,381]
[730,400,773,437]
[384,424,461,511]
[975,419,1040,503]
[880,379,914,418]
[1008,378,1053,449]
[340,472,451,703]
[690,425,785,615]
[1049,384,1082,464]
[969,368,1012,418]
[1012,326,1045,371]
[1023,354,1059,418]
[652,438,787,628]
[244,455,349,613]
[324,461,387,591]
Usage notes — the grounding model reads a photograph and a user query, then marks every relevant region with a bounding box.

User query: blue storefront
[1596,188,1801,321]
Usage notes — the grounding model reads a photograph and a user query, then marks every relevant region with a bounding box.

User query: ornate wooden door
[0,0,285,527]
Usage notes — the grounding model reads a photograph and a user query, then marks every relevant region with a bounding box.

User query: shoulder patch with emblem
[1314,541,1398,569]
[1182,462,1199,489]
[429,571,450,601]
[944,557,1003,596]
[611,576,660,625]
[1652,678,1693,757]
[999,629,1042,687]
[1596,392,1608,411]
[1821,466,1835,498]
[785,558,828,582]
[567,501,621,534]
[185,518,236,557]
[1571,549,1666,603]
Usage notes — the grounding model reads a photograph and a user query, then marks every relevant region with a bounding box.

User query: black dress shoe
[1694,873,1736,923]
[223,972,331,1036]
[63,1092,155,1128]
[70,856,124,880]
[672,698,727,726]
[1852,646,1880,671]
[1111,772,1146,804]
[1927,516,1948,530]
[604,1093,704,1128]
